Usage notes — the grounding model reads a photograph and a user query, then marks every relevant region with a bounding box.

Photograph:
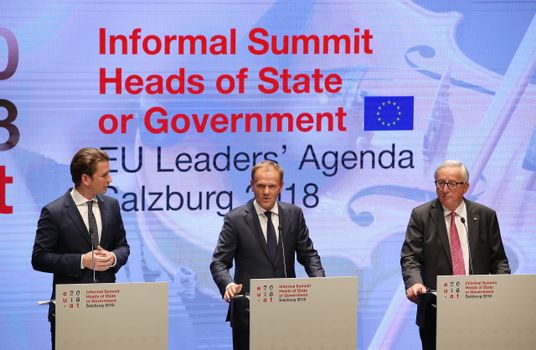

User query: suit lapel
[274,203,288,265]
[97,195,106,244]
[465,199,478,270]
[63,190,91,244]
[243,201,274,263]
[432,200,452,266]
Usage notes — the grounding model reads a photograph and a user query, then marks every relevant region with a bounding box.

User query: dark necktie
[87,201,99,248]
[265,211,277,259]
[449,212,465,275]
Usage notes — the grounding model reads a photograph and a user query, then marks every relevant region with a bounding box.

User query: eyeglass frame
[434,180,466,190]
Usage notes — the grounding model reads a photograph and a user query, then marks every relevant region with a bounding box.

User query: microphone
[460,217,473,274]
[278,225,288,278]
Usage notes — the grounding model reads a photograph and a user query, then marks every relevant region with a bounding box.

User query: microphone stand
[278,225,287,278]
[89,228,97,283]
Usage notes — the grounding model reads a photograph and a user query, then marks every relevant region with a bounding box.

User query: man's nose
[438,183,450,191]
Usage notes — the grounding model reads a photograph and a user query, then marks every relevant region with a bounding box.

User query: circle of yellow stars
[376,100,402,127]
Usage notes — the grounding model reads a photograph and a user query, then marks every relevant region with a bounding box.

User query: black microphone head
[460,217,466,224]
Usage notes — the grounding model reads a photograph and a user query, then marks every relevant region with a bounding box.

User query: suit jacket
[32,189,130,321]
[210,200,325,330]
[400,198,510,327]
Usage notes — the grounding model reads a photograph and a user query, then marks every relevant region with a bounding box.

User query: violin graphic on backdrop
[128,0,535,301]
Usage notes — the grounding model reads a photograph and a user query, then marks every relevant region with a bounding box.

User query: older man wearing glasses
[400,160,510,350]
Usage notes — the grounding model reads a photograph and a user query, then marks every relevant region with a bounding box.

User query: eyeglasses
[434,180,465,190]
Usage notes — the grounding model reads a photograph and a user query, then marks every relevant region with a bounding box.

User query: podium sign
[437,275,536,350]
[250,277,357,350]
[56,282,168,350]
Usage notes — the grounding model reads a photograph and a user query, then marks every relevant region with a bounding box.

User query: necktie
[449,212,465,275]
[265,211,277,259]
[87,201,99,248]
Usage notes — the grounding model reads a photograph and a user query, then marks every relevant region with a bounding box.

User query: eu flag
[364,96,414,131]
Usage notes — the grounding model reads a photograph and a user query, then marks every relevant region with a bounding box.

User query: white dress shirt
[253,200,280,243]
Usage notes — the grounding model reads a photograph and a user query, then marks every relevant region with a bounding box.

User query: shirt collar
[70,187,98,206]
[253,200,279,216]
[443,199,466,217]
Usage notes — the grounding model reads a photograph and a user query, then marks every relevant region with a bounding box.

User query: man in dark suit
[401,160,510,349]
[210,160,325,350]
[32,148,130,349]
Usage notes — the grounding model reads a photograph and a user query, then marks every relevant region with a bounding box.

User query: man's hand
[224,282,243,302]
[406,283,427,304]
[82,246,116,271]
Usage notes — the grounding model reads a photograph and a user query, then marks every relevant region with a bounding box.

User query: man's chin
[260,200,273,210]
[440,199,457,211]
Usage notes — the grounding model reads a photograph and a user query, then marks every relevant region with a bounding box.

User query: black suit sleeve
[400,208,425,290]
[31,206,83,277]
[294,208,325,278]
[484,210,510,274]
[210,214,237,296]
[108,198,129,272]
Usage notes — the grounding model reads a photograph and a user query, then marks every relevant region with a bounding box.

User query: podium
[437,274,536,350]
[55,282,168,350]
[250,276,358,349]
